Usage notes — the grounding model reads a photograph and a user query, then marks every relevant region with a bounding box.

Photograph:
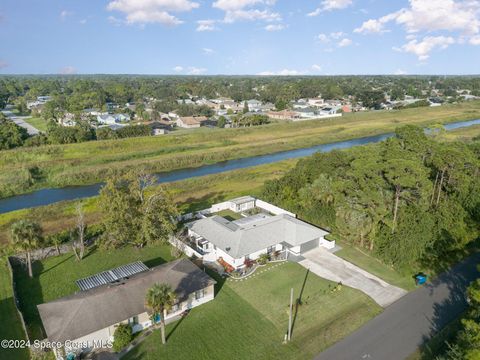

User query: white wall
[255,199,296,217]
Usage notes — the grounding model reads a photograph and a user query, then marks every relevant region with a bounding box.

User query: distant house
[247,99,262,112]
[97,114,130,125]
[176,116,208,129]
[267,110,300,120]
[184,196,334,271]
[341,105,352,113]
[148,121,172,135]
[307,97,324,106]
[37,259,216,356]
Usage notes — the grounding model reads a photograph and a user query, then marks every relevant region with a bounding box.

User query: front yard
[12,243,382,360]
[125,262,382,360]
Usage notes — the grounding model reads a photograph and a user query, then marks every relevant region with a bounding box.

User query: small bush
[258,253,270,265]
[113,324,132,352]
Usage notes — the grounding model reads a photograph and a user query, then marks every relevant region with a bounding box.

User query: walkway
[300,247,407,307]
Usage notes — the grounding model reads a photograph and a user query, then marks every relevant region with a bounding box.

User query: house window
[195,289,205,300]
[128,316,138,326]
[169,303,179,313]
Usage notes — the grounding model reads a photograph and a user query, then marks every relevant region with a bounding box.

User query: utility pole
[288,287,293,341]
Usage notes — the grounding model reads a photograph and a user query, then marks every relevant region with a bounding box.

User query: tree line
[263,125,480,270]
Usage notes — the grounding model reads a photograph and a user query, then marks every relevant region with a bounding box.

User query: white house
[37,259,215,357]
[97,114,130,125]
[184,196,334,270]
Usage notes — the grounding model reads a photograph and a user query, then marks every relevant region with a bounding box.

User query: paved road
[315,252,480,360]
[1,110,39,135]
[301,248,407,307]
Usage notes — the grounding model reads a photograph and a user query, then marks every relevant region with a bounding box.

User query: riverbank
[0,159,297,245]
[1,101,479,199]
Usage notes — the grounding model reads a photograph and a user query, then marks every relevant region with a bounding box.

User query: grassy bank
[1,101,479,198]
[0,159,297,245]
[441,123,480,142]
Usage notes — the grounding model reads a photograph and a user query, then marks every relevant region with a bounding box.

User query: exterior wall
[255,199,296,217]
[291,113,342,122]
[320,237,336,249]
[66,284,215,353]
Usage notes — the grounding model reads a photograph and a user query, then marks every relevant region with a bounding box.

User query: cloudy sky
[0,0,479,75]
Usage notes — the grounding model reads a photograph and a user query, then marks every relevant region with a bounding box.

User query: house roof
[187,213,328,258]
[37,259,216,343]
[230,195,256,205]
[179,116,208,125]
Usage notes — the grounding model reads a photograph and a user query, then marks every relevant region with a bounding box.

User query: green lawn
[212,209,243,221]
[0,260,30,360]
[126,262,382,360]
[24,117,48,132]
[1,101,480,198]
[334,240,415,290]
[12,244,175,340]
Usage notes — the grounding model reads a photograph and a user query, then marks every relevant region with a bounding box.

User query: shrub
[113,324,132,352]
[258,253,270,265]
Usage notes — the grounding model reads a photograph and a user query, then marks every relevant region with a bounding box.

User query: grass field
[0,159,297,245]
[1,101,480,198]
[441,124,480,142]
[125,262,381,360]
[23,117,48,132]
[11,245,175,340]
[0,260,30,360]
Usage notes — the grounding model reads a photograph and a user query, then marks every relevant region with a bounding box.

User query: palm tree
[10,220,43,278]
[145,283,176,345]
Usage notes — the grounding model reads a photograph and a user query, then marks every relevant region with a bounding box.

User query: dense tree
[99,171,178,248]
[0,114,29,149]
[263,125,480,270]
[10,220,43,277]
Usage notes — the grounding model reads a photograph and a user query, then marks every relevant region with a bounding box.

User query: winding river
[1,118,479,214]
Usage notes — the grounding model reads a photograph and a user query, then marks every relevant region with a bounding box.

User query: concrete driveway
[299,248,407,307]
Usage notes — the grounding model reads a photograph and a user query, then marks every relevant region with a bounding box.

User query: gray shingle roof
[188,214,328,258]
[37,259,216,343]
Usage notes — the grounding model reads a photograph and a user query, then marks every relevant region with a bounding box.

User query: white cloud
[355,0,480,35]
[338,38,352,47]
[394,69,408,75]
[398,35,455,60]
[187,66,207,75]
[311,64,322,71]
[265,24,285,31]
[196,19,217,31]
[108,15,123,26]
[106,0,199,25]
[173,66,184,72]
[60,10,72,21]
[59,66,77,74]
[213,0,280,24]
[202,48,215,54]
[79,19,88,25]
[257,69,306,76]
[469,35,480,45]
[308,0,353,16]
[317,31,345,43]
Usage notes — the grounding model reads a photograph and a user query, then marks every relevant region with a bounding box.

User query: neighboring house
[307,97,324,106]
[176,116,208,129]
[247,99,262,112]
[97,114,130,125]
[37,259,216,356]
[184,196,334,270]
[148,120,171,135]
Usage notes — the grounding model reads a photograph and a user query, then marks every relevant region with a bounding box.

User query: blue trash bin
[415,274,427,285]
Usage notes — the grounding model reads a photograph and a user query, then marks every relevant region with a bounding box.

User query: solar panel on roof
[76,261,149,291]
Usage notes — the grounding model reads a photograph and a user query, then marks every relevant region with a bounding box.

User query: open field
[0,159,297,245]
[23,117,48,132]
[125,262,381,360]
[1,101,480,198]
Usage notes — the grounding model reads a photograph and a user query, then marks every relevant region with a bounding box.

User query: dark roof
[37,258,216,343]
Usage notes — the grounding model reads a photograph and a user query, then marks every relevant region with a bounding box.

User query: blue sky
[0,0,479,75]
